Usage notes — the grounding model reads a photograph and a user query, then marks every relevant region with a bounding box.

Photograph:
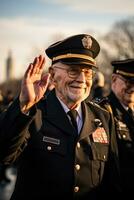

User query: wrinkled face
[111,74,134,106]
[49,62,95,108]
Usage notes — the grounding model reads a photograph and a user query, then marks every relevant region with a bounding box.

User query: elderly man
[99,59,134,197]
[0,34,120,199]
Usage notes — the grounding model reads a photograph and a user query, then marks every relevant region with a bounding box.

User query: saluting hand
[19,55,50,113]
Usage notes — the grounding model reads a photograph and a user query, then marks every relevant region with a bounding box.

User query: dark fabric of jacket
[99,91,134,196]
[0,90,120,199]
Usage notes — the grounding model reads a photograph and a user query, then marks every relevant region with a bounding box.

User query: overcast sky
[0,0,134,82]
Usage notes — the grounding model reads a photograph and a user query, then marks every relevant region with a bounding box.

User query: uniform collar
[56,96,82,120]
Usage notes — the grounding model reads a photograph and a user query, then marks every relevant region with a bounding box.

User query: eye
[69,69,78,75]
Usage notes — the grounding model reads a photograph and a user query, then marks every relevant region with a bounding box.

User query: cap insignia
[82,36,92,49]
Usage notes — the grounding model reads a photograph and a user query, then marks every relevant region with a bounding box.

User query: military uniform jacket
[99,91,134,195]
[0,90,120,199]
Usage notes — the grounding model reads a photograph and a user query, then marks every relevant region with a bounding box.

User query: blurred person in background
[0,90,12,184]
[0,90,4,113]
[91,71,105,101]
[99,59,134,197]
[3,90,14,108]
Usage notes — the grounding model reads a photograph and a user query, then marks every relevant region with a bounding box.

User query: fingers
[24,55,45,79]
[24,63,33,80]
[31,55,45,75]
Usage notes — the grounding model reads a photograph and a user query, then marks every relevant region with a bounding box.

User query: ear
[49,67,54,79]
[112,74,117,83]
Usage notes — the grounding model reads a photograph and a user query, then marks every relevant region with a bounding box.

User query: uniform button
[77,142,80,148]
[74,186,79,192]
[47,146,52,151]
[103,155,106,160]
[75,164,80,171]
[122,134,126,139]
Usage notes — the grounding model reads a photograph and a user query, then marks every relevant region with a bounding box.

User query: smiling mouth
[70,85,86,89]
[70,87,85,91]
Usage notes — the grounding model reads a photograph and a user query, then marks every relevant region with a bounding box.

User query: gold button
[77,142,80,148]
[75,164,80,171]
[122,134,126,139]
[74,186,79,193]
[47,146,52,151]
[103,155,106,159]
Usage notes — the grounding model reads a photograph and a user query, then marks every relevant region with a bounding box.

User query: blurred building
[6,50,14,81]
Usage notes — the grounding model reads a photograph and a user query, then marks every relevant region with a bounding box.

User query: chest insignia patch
[92,127,109,144]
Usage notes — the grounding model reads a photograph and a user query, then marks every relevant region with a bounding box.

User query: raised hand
[19,55,50,113]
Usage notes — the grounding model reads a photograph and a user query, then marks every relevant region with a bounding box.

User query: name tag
[92,127,109,144]
[43,136,60,145]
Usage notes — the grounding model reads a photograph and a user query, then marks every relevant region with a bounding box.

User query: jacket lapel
[79,102,96,140]
[79,102,110,141]
[41,90,77,136]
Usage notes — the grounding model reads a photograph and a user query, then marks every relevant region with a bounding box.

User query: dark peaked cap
[111,58,134,82]
[45,34,100,69]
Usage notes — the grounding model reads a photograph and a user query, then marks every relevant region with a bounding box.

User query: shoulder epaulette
[87,100,109,113]
[92,97,103,104]
[88,100,100,107]
[97,97,113,114]
[96,97,109,104]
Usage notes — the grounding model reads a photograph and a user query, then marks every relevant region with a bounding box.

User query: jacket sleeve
[0,97,36,164]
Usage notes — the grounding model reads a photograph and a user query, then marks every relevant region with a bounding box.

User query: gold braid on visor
[52,53,96,65]
[116,70,134,77]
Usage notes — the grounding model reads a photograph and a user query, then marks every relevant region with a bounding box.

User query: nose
[76,71,87,82]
